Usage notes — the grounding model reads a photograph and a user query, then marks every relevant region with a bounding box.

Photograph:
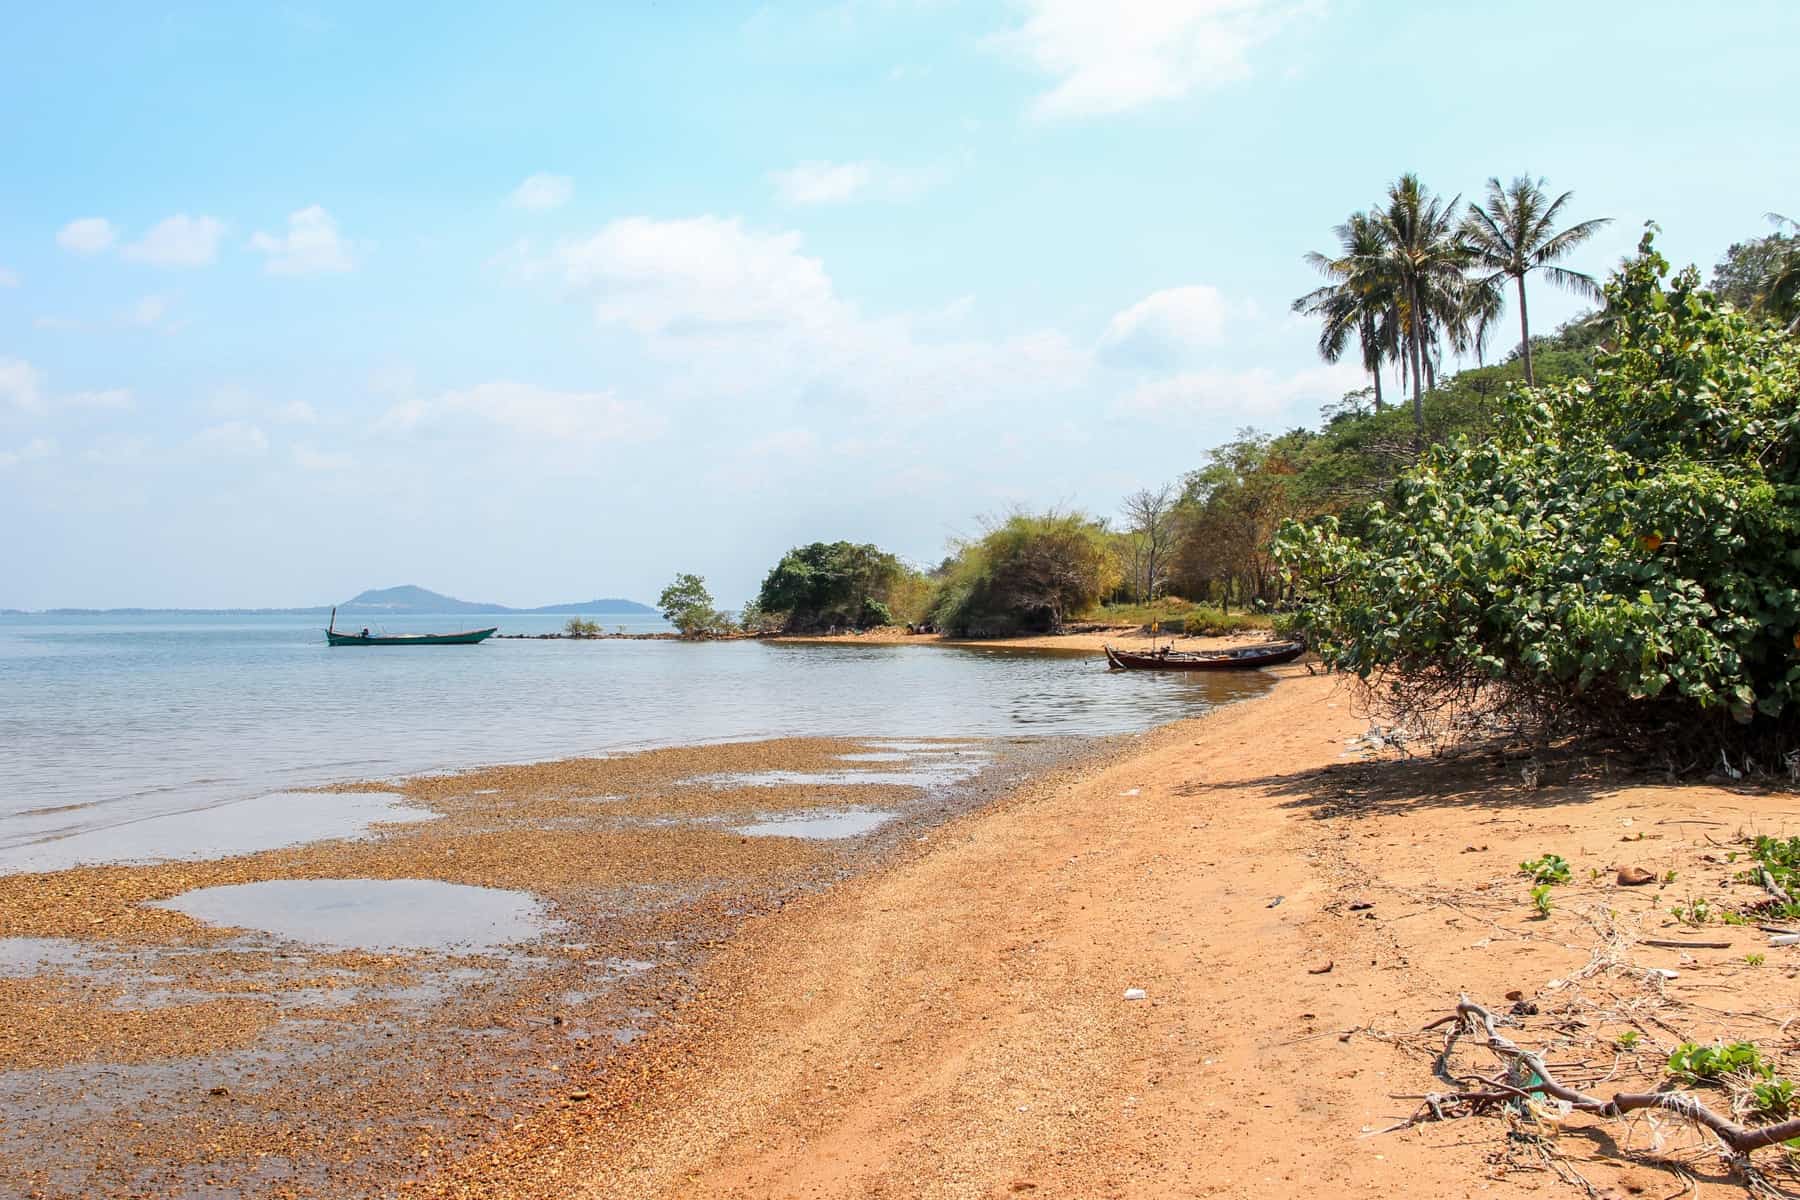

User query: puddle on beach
[0,937,93,977]
[0,791,436,875]
[148,878,553,953]
[692,767,983,790]
[733,810,900,840]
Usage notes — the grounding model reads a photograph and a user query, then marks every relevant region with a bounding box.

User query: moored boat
[1103,641,1305,671]
[325,608,498,647]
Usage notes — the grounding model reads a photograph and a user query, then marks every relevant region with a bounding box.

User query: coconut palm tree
[1761,213,1800,334]
[1461,177,1611,384]
[1372,174,1471,431]
[1293,211,1398,411]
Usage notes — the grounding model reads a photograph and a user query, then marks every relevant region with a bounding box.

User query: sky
[2,1,1796,609]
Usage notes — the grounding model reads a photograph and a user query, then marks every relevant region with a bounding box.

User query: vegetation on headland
[1279,228,1800,752]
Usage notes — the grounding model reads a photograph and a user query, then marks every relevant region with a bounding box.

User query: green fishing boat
[326,608,498,647]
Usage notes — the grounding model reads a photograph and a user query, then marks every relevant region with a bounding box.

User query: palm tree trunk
[1516,273,1534,385]
[1408,285,1425,435]
[1371,366,1384,412]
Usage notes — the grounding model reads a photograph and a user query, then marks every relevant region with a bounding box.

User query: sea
[0,612,1270,874]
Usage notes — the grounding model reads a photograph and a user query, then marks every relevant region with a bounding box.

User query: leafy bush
[756,541,917,631]
[1667,1040,1771,1083]
[658,573,734,638]
[1275,232,1800,749]
[1519,853,1572,884]
[931,511,1120,637]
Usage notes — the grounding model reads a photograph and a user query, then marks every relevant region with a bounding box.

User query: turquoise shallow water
[0,613,1271,870]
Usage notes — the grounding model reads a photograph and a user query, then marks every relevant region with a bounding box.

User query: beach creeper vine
[1274,230,1800,752]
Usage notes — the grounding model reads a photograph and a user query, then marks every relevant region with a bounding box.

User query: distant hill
[4,585,655,617]
[337,585,654,615]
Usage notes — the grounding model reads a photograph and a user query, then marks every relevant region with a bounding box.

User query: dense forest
[658,180,1800,750]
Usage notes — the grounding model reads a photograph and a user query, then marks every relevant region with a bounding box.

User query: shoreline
[424,669,1800,1200]
[0,731,1110,1197]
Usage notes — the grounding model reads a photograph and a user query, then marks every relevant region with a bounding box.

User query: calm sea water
[0,613,1270,871]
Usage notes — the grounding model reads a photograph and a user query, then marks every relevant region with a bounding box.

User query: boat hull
[326,627,498,646]
[1103,641,1304,671]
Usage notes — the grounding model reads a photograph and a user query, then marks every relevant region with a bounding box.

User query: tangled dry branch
[1416,996,1800,1155]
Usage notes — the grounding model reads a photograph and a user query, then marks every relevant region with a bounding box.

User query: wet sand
[420,669,1800,1200]
[0,735,1083,1198]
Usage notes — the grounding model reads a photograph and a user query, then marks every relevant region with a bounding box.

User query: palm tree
[1293,211,1398,411]
[1462,177,1611,384]
[1761,213,1800,334]
[1371,174,1471,432]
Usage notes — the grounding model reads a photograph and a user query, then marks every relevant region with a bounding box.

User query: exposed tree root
[1415,996,1800,1157]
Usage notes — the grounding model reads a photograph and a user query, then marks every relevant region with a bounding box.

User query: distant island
[2,584,656,617]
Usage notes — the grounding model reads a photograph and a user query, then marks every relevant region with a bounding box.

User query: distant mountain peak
[336,585,653,615]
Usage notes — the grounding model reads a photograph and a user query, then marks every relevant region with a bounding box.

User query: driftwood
[1416,996,1800,1155]
[1640,939,1733,950]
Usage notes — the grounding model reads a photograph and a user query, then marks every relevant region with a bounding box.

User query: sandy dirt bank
[430,669,1800,1200]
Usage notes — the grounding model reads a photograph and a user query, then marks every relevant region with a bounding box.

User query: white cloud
[0,267,17,287]
[993,0,1314,119]
[272,400,319,424]
[57,218,118,254]
[377,381,664,447]
[745,428,820,459]
[1113,359,1366,423]
[64,388,134,411]
[190,421,270,456]
[293,444,353,471]
[556,216,841,337]
[0,437,56,469]
[1100,284,1230,365]
[509,173,574,211]
[770,162,874,205]
[0,358,46,414]
[126,295,171,328]
[122,215,226,266]
[536,214,1090,427]
[250,206,354,275]
[768,160,946,205]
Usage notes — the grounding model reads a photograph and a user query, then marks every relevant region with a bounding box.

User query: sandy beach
[420,667,1800,1200]
[6,650,1799,1198]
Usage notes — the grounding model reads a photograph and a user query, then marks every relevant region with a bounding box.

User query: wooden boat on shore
[326,608,497,647]
[1103,641,1305,671]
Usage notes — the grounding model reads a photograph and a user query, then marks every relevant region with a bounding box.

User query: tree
[1758,214,1800,333]
[1373,175,1478,432]
[657,573,729,637]
[1461,176,1610,384]
[1711,220,1799,311]
[930,511,1118,636]
[1120,484,1178,602]
[1275,231,1800,747]
[1294,211,1398,411]
[755,541,914,631]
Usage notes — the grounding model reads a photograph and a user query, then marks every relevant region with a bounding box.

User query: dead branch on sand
[1411,996,1800,1158]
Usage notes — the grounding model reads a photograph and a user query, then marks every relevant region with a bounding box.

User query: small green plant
[1520,854,1573,885]
[1667,1041,1771,1083]
[1754,1078,1797,1116]
[1670,895,1713,927]
[1615,1029,1641,1050]
[1588,867,1602,882]
[1747,952,1767,966]
[1663,869,1678,884]
[1531,884,1554,918]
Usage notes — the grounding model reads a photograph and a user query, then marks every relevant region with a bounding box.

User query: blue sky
[3,1,1796,608]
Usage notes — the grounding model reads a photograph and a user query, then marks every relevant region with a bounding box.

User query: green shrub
[931,511,1120,637]
[1519,853,1572,885]
[756,541,918,631]
[1668,1041,1771,1082]
[1275,231,1800,748]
